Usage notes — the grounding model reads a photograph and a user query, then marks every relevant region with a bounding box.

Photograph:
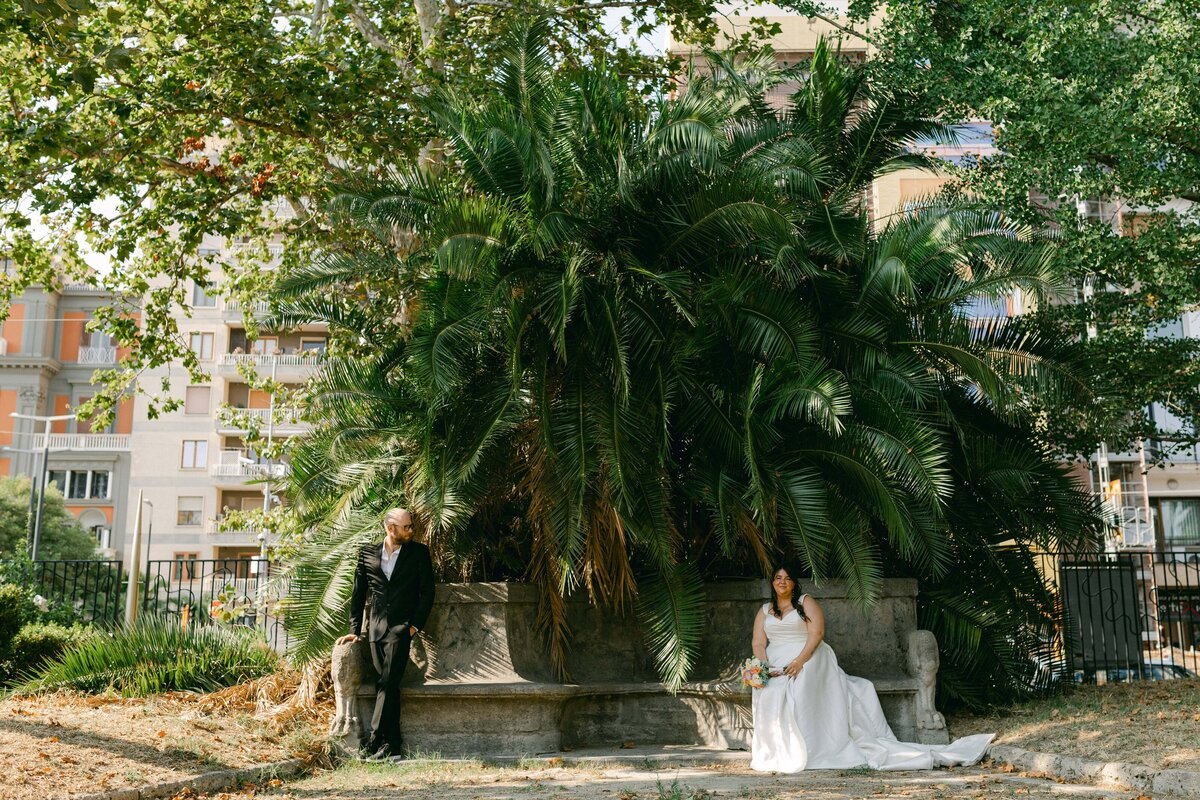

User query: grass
[948,677,1200,770]
[654,776,712,800]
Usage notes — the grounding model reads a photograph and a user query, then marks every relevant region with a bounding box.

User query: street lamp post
[9,412,75,561]
[142,499,154,566]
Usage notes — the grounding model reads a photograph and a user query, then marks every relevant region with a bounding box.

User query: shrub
[5,622,97,682]
[0,583,32,659]
[15,617,281,697]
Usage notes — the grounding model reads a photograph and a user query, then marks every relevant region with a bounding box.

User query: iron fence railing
[0,558,289,650]
[0,559,125,625]
[1029,549,1200,684]
[142,558,289,651]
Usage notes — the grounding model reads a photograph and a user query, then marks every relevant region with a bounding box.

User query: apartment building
[0,248,327,568]
[0,265,134,554]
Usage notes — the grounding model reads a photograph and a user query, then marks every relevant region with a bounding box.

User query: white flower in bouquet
[740,656,769,689]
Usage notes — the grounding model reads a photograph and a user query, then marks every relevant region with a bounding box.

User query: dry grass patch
[0,684,329,800]
[948,678,1200,771]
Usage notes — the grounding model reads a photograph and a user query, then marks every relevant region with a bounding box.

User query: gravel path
[200,758,1143,800]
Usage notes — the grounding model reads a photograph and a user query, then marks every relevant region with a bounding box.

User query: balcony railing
[205,528,271,545]
[77,346,117,364]
[211,450,288,479]
[46,433,131,451]
[219,352,323,368]
[224,298,272,314]
[216,406,311,432]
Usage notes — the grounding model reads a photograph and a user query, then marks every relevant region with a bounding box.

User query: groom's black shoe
[366,743,394,761]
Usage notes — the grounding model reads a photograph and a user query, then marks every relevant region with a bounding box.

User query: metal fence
[1033,549,1200,683]
[0,558,289,651]
[0,559,125,625]
[142,557,289,651]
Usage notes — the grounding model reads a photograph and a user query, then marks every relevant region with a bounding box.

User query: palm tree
[273,24,1103,702]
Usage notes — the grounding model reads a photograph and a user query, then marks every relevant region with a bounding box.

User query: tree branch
[348,1,416,76]
[810,13,875,46]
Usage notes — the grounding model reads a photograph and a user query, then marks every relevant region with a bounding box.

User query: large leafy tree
[276,27,1102,703]
[813,0,1200,460]
[0,477,98,562]
[1,0,777,422]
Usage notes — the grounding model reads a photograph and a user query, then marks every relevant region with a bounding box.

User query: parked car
[1104,662,1198,681]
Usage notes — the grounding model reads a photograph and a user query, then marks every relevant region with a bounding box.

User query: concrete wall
[335,578,946,755]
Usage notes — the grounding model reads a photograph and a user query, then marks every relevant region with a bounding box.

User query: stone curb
[58,757,308,800]
[986,744,1200,797]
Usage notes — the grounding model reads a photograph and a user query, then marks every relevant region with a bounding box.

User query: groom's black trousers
[368,624,412,751]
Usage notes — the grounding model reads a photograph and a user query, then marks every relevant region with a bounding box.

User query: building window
[184,386,211,415]
[82,329,113,349]
[173,552,200,580]
[89,471,110,499]
[181,440,208,469]
[44,469,110,500]
[250,336,278,355]
[192,282,217,308]
[91,526,111,549]
[1161,499,1200,547]
[177,496,203,527]
[300,338,327,354]
[189,332,214,360]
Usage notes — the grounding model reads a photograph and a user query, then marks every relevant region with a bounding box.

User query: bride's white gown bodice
[751,599,993,773]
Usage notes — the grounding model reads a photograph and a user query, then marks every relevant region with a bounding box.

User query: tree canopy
[1,0,770,420]
[826,0,1200,459]
[5,1,1197,459]
[0,477,99,562]
[276,27,1102,705]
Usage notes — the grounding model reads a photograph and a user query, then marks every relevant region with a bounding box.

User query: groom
[336,507,436,759]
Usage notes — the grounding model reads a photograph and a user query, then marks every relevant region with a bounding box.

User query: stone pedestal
[329,579,951,755]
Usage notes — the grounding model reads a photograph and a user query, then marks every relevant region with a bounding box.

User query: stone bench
[330,579,949,755]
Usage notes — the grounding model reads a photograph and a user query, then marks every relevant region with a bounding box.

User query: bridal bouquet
[740,657,770,689]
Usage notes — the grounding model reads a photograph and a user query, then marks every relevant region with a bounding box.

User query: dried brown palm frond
[739,509,774,577]
[194,660,332,729]
[582,486,636,613]
[529,522,571,680]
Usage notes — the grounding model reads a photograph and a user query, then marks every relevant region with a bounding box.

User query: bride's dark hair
[768,563,809,622]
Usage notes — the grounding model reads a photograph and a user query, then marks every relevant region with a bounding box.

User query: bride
[750,564,994,773]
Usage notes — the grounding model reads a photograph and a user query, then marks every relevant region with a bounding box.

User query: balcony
[215,406,312,435]
[222,298,272,321]
[77,346,117,364]
[46,433,131,451]
[206,528,271,545]
[219,352,323,369]
[211,450,288,479]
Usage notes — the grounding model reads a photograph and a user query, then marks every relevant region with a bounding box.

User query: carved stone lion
[907,629,946,736]
[329,639,371,748]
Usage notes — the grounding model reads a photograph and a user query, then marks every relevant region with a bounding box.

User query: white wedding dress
[750,599,993,773]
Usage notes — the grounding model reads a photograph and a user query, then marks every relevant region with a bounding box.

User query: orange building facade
[0,279,132,554]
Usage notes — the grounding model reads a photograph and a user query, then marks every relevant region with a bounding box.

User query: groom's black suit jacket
[348,540,436,641]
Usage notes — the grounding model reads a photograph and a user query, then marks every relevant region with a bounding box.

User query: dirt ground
[178,758,1145,800]
[2,680,1195,800]
[948,678,1200,771]
[0,691,323,800]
